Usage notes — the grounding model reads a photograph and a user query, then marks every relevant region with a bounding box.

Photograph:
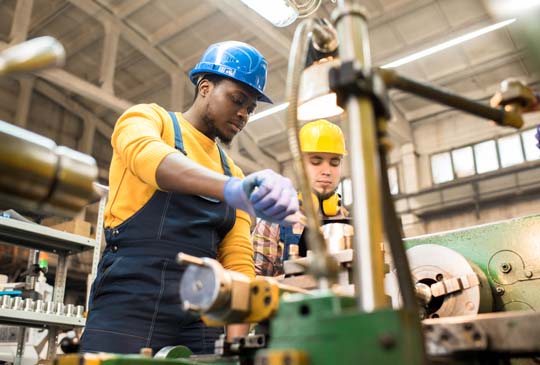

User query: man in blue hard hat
[80,41,299,355]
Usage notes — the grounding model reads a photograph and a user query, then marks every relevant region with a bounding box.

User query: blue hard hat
[189,41,272,103]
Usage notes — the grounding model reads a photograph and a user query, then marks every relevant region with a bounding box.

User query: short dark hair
[193,74,224,101]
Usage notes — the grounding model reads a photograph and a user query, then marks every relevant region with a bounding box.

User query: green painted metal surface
[264,290,425,365]
[405,214,540,312]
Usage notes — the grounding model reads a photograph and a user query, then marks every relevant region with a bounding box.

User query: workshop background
[1,0,540,300]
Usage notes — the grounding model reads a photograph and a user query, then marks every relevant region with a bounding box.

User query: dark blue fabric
[81,112,235,355]
[279,224,301,261]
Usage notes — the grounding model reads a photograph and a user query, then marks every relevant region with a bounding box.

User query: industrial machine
[7,1,540,365]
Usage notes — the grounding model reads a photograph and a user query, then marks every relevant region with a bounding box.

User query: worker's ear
[198,78,211,97]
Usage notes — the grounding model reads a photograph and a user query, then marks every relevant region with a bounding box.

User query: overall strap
[217,145,232,177]
[169,111,231,177]
[168,111,187,155]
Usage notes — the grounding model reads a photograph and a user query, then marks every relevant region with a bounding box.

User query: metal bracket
[329,60,391,120]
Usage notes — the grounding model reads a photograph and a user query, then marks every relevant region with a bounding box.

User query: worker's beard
[314,189,336,202]
[203,112,232,146]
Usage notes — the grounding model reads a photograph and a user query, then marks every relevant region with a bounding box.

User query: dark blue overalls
[80,112,234,354]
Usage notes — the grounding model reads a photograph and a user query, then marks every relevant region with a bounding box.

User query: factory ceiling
[0,0,537,179]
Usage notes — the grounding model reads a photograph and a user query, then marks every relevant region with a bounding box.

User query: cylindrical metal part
[334,0,387,312]
[12,297,23,310]
[0,120,98,217]
[34,299,45,313]
[0,36,65,76]
[76,305,85,318]
[56,303,65,316]
[65,304,75,317]
[45,301,56,314]
[1,295,12,309]
[23,298,34,311]
[415,283,432,306]
[381,70,523,129]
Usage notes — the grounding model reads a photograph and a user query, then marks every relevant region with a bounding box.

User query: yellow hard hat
[299,119,347,155]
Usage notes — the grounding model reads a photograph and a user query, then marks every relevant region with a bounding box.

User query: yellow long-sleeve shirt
[104,103,255,278]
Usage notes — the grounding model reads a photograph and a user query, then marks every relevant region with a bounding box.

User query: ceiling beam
[67,0,181,75]
[206,0,290,59]
[33,79,113,138]
[148,4,215,46]
[63,21,103,58]
[113,0,150,19]
[14,76,34,128]
[9,0,33,44]
[99,21,120,93]
[35,67,133,114]
[29,1,70,35]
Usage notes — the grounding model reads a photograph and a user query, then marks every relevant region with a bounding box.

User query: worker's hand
[223,170,299,225]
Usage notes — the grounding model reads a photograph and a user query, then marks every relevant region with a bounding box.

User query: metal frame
[0,199,105,364]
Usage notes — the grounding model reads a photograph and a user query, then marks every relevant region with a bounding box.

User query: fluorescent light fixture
[297,93,344,121]
[489,0,540,15]
[249,19,517,121]
[381,18,516,69]
[249,102,289,123]
[240,0,298,27]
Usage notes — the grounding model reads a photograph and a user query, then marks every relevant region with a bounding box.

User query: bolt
[496,287,505,296]
[379,334,396,350]
[283,354,292,365]
[500,263,512,273]
[193,280,203,291]
[525,270,533,278]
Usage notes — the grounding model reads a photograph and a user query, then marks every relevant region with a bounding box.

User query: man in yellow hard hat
[252,119,347,276]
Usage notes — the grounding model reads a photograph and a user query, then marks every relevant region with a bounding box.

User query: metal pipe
[381,69,523,129]
[0,120,98,217]
[286,19,338,284]
[334,0,387,312]
[377,135,417,310]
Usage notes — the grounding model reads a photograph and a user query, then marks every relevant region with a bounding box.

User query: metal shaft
[382,70,522,128]
[335,0,387,312]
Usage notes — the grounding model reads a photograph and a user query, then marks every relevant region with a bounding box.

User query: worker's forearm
[155,153,229,199]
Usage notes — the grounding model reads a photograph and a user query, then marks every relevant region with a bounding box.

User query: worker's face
[304,152,342,200]
[200,78,257,144]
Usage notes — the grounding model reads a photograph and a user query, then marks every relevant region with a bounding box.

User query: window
[451,147,475,178]
[522,128,540,161]
[498,134,524,167]
[431,152,453,184]
[387,166,399,195]
[474,140,499,173]
[430,128,540,185]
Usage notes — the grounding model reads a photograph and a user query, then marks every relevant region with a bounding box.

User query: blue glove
[536,125,540,150]
[223,170,299,225]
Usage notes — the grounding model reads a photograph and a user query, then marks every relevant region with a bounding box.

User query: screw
[496,287,505,296]
[379,334,396,350]
[500,263,512,273]
[525,271,533,278]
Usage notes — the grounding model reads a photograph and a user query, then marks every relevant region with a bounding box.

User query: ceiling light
[239,0,299,27]
[249,102,289,123]
[488,0,540,15]
[297,58,343,120]
[381,18,516,69]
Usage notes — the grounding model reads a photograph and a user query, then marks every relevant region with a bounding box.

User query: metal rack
[0,196,106,365]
